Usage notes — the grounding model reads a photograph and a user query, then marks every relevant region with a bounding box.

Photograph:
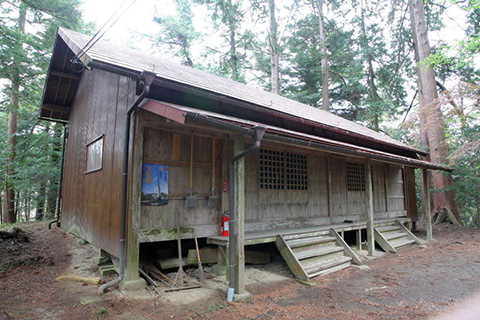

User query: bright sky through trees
[80,0,467,57]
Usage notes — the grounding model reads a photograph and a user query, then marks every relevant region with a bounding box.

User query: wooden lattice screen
[259,149,308,190]
[346,162,366,191]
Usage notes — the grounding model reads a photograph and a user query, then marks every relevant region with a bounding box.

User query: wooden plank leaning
[395,220,425,245]
[329,229,363,265]
[373,228,397,253]
[275,235,309,281]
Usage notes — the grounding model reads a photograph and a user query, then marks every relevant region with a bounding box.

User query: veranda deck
[207,217,411,246]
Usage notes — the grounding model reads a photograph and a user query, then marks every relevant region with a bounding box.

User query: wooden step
[294,245,344,260]
[286,236,336,248]
[298,249,345,266]
[376,225,401,233]
[282,230,330,241]
[303,255,352,275]
[390,238,415,248]
[384,232,408,241]
[308,261,351,278]
[276,235,309,281]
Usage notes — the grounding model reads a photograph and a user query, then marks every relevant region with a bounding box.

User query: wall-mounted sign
[141,164,168,206]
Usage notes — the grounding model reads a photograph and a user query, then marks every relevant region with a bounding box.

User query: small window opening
[86,135,104,173]
[259,149,308,190]
[346,162,365,191]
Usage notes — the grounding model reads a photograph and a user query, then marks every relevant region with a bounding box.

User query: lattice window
[286,153,308,190]
[346,162,365,191]
[259,149,285,189]
[259,149,308,190]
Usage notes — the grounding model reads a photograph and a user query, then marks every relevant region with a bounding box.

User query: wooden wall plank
[404,167,418,221]
[386,165,405,212]
[372,164,386,213]
[61,69,135,257]
[139,123,221,231]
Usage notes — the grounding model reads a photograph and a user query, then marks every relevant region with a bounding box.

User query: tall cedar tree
[0,0,82,223]
[409,0,461,224]
[313,0,330,111]
[197,0,245,81]
[3,3,26,224]
[268,0,280,94]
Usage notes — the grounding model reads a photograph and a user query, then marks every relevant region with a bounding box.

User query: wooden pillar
[233,135,246,294]
[327,155,332,218]
[124,113,143,284]
[422,168,433,241]
[356,229,362,250]
[366,159,375,256]
[221,135,229,214]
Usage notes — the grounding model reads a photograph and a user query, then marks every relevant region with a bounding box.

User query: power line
[73,0,137,62]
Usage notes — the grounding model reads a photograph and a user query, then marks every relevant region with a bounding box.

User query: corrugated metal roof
[57,27,424,155]
[141,99,451,171]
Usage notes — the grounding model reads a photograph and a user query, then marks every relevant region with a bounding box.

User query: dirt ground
[1,222,480,320]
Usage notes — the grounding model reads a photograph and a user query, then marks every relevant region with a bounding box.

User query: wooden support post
[384,165,389,212]
[356,229,362,250]
[233,135,246,295]
[422,168,433,241]
[221,135,229,213]
[327,155,332,218]
[366,160,375,256]
[124,112,144,288]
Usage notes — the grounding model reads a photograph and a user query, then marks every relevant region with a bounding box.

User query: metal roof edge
[142,99,449,172]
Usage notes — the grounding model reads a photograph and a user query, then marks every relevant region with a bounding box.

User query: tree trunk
[315,0,330,111]
[409,0,461,224]
[367,56,380,132]
[36,182,47,221]
[46,123,63,219]
[0,192,3,224]
[268,0,280,94]
[409,9,429,221]
[227,0,239,81]
[4,4,26,224]
[25,190,30,222]
[360,1,381,131]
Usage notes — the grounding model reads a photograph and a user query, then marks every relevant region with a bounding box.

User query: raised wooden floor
[207,217,411,247]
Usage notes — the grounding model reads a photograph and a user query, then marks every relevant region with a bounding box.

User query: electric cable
[72,0,136,63]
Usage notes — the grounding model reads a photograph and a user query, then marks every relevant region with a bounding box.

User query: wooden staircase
[276,229,362,281]
[374,220,423,253]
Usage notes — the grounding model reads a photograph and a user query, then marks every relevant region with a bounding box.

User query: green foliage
[152,0,200,66]
[452,152,480,227]
[445,102,480,227]
[421,1,480,72]
[194,0,251,82]
[0,0,83,222]
[283,13,365,117]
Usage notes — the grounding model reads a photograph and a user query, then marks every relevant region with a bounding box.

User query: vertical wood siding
[61,69,135,257]
[140,124,222,231]
[63,83,409,246]
[136,117,407,238]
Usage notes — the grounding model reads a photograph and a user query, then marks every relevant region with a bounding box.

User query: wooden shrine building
[41,28,449,298]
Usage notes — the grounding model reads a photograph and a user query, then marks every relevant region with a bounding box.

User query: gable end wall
[61,68,136,257]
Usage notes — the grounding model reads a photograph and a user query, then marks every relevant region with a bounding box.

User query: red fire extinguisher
[221,212,229,237]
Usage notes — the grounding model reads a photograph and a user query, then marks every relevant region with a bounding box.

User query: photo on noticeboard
[141,164,168,206]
